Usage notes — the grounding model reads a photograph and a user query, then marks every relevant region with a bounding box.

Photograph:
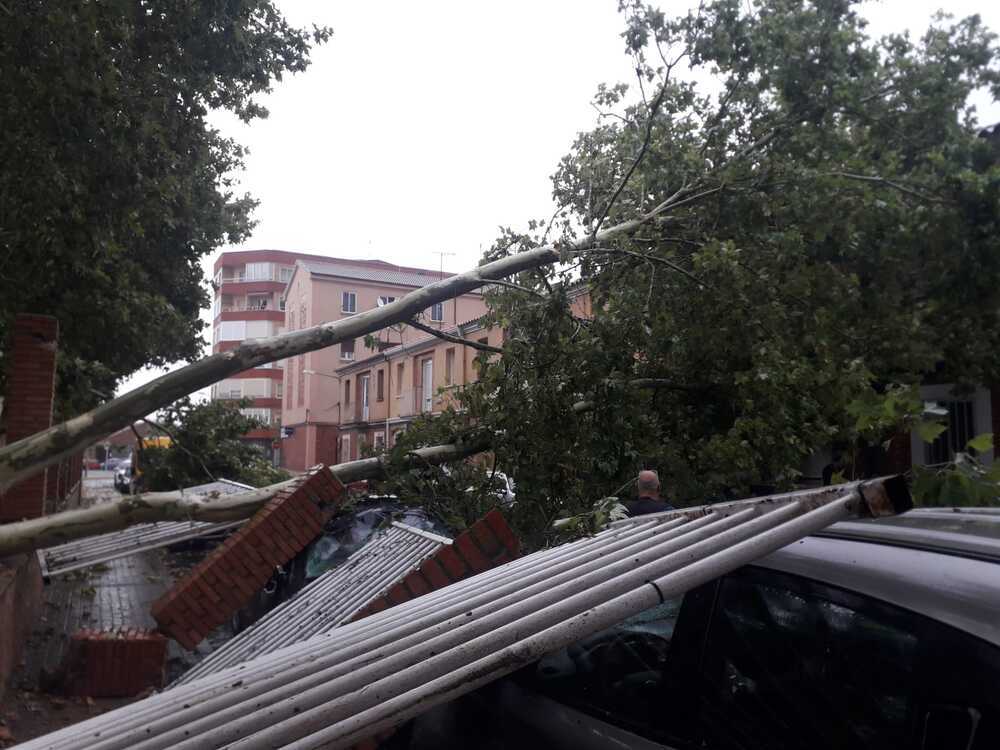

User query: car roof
[816,506,1000,562]
[753,507,1000,646]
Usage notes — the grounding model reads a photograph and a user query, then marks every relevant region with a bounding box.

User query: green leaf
[966,433,994,453]
[915,421,947,444]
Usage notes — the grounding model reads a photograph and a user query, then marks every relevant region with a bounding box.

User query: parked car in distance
[114,460,132,493]
[401,507,1000,750]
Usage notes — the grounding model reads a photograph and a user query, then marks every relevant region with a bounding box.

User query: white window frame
[219,320,246,341]
[421,358,434,413]
[910,384,994,467]
[430,302,444,322]
[341,338,356,361]
[279,266,294,282]
[244,262,272,281]
[377,295,396,307]
[360,374,370,421]
[342,291,357,314]
[245,320,273,340]
[240,407,272,424]
[340,434,351,462]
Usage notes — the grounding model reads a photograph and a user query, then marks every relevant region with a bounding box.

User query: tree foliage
[390,0,1000,543]
[139,397,289,491]
[0,1,331,417]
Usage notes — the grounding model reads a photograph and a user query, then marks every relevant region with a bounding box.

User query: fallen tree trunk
[0,438,490,558]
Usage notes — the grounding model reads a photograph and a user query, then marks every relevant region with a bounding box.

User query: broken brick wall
[348,510,519,622]
[61,629,168,698]
[0,314,61,701]
[152,468,344,649]
[1,314,58,522]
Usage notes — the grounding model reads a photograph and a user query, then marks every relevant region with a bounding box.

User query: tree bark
[0,438,490,558]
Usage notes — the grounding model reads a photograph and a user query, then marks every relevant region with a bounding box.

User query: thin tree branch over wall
[407,318,504,354]
[0,437,490,557]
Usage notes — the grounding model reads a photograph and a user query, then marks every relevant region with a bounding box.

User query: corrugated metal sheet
[173,521,449,685]
[18,479,907,750]
[39,479,255,579]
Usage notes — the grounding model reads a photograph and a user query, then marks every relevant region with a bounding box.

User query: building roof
[299,259,454,289]
[214,249,453,278]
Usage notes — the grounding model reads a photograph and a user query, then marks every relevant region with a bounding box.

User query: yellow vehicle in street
[115,435,172,494]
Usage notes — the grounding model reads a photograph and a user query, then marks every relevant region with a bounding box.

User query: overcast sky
[117,0,1000,396]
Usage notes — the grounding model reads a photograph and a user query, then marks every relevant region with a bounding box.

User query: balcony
[218,278,288,296]
[221,272,281,284]
[396,388,436,418]
[221,298,279,312]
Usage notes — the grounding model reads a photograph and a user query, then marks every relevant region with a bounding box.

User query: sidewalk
[1,475,201,746]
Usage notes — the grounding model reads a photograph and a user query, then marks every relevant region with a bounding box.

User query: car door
[684,566,1000,750]
[451,587,715,750]
[456,563,1000,750]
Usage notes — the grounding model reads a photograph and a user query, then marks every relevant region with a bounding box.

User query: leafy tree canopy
[385,0,1000,547]
[139,397,289,491]
[0,0,331,417]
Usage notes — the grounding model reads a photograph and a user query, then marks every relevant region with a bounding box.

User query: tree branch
[141,417,218,485]
[484,279,547,298]
[0,439,491,557]
[581,246,705,287]
[408,318,504,354]
[823,171,950,205]
[592,80,671,239]
[571,378,710,412]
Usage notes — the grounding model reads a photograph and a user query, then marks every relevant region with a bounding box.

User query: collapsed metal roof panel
[173,521,450,685]
[19,479,908,750]
[39,479,254,579]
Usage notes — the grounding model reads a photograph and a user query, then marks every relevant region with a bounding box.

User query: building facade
[211,250,345,460]
[333,318,504,462]
[278,258,491,470]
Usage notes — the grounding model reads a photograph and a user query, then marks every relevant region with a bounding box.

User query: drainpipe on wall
[384,352,391,448]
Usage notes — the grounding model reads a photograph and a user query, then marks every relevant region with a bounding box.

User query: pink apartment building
[279,258,491,470]
[211,250,340,460]
[331,317,505,464]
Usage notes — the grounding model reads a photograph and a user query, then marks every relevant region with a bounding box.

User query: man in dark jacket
[626,470,675,516]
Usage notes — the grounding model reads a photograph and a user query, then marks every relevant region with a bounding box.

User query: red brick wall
[0,314,58,522]
[0,554,43,703]
[348,510,519,622]
[152,468,344,649]
[62,629,167,698]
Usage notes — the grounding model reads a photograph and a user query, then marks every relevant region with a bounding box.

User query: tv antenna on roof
[433,251,456,279]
